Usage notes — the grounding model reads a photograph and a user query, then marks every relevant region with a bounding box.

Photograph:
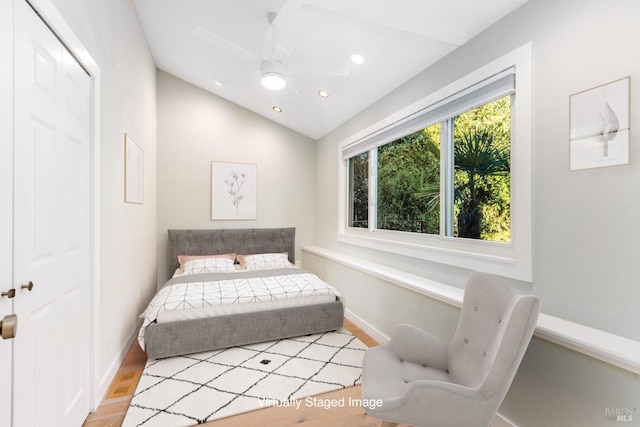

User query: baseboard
[95,319,142,407]
[491,412,517,427]
[344,308,390,345]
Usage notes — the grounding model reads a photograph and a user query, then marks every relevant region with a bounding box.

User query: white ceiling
[133,0,529,140]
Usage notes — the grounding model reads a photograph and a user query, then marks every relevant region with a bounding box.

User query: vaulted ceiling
[134,0,529,139]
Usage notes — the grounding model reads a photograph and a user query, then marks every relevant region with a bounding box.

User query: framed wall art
[211,161,257,220]
[124,133,144,204]
[569,77,630,170]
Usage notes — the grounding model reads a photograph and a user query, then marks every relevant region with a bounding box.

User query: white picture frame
[124,133,144,204]
[211,161,257,220]
[569,77,630,171]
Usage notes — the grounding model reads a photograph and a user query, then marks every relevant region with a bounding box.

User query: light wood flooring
[82,319,408,427]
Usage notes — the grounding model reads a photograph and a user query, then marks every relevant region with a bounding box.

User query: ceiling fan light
[351,54,365,65]
[261,72,286,90]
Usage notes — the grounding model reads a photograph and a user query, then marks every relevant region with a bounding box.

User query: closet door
[12,0,92,425]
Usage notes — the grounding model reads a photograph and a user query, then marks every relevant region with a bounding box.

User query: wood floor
[82,319,407,427]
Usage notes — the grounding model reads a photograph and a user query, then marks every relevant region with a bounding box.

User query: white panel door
[12,0,92,426]
[0,0,15,426]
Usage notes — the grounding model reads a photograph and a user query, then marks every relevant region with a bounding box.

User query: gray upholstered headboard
[167,228,296,278]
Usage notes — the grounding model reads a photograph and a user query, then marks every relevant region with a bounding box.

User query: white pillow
[177,253,236,273]
[245,253,293,271]
[182,257,236,274]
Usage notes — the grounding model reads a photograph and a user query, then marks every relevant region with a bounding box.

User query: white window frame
[338,43,532,282]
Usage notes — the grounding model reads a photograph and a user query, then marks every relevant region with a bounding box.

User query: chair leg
[381,421,398,427]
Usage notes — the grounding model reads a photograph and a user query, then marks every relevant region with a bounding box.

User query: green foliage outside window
[377,124,440,234]
[349,152,369,228]
[454,96,511,242]
[369,96,511,243]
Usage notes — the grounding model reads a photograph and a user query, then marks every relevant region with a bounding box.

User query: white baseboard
[344,308,390,345]
[491,412,517,427]
[94,319,142,408]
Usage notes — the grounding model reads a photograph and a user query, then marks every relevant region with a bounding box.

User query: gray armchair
[361,271,540,427]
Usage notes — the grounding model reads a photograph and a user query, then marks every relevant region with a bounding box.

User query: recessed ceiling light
[214,80,223,87]
[317,90,330,98]
[350,54,365,65]
[272,106,283,113]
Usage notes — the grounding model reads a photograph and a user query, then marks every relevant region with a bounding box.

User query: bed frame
[143,227,344,359]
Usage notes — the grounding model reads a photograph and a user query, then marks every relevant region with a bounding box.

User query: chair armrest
[389,324,449,370]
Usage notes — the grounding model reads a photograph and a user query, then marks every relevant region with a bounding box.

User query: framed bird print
[569,77,630,170]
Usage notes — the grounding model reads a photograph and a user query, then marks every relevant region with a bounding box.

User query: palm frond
[454,125,510,176]
[413,183,440,213]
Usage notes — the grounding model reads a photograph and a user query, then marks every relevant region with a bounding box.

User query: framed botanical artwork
[124,133,144,204]
[211,161,257,220]
[569,77,630,170]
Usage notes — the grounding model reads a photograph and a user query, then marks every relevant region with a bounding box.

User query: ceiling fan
[192,0,351,92]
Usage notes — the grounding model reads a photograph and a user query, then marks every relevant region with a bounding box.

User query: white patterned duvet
[138,268,341,350]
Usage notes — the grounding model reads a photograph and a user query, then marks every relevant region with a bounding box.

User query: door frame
[0,0,15,424]
[26,0,103,411]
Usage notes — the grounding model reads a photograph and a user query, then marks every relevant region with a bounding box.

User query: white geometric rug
[122,328,368,427]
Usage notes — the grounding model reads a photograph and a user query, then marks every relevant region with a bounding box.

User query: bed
[139,227,345,359]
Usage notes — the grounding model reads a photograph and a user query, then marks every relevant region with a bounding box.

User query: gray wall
[156,71,317,285]
[311,0,640,425]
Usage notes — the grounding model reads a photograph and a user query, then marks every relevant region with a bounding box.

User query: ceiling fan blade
[213,69,259,86]
[287,63,351,76]
[262,0,303,61]
[284,74,301,98]
[193,26,260,61]
[270,44,292,63]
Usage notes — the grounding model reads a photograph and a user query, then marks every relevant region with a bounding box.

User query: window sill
[338,229,531,282]
[302,245,640,375]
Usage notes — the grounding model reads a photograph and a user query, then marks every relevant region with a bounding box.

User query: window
[339,44,532,281]
[345,74,513,241]
[377,123,441,235]
[348,152,369,229]
[451,96,511,242]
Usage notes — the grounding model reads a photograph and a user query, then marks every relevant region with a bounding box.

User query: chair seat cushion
[362,344,451,402]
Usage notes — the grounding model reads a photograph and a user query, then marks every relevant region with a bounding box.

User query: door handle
[0,314,17,340]
[1,289,15,299]
[21,281,34,291]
